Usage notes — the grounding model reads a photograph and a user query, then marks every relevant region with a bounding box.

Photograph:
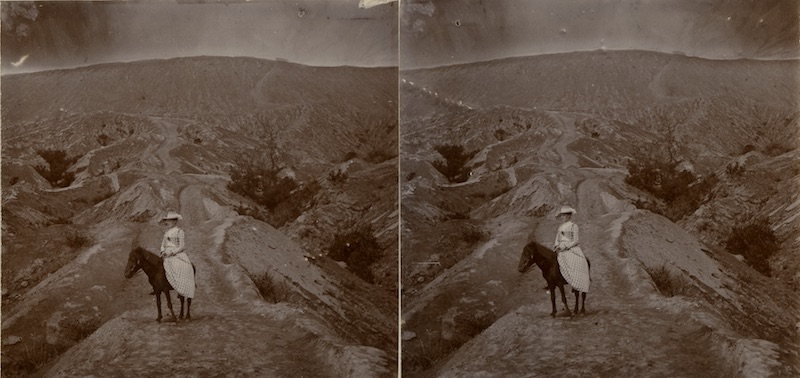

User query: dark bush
[461,227,486,245]
[227,158,297,210]
[66,232,92,250]
[9,176,20,186]
[328,169,347,183]
[34,149,79,188]
[61,317,102,342]
[96,134,110,146]
[645,265,690,297]
[328,225,382,283]
[365,148,396,164]
[726,162,745,176]
[741,144,756,155]
[762,142,794,157]
[432,144,478,183]
[343,151,359,161]
[252,272,292,303]
[725,218,777,276]
[625,145,717,221]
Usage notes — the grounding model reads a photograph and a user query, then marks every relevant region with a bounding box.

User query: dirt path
[403,110,735,375]
[412,176,729,376]
[44,181,334,376]
[150,117,183,174]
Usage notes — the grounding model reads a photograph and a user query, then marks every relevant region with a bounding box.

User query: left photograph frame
[0,1,399,376]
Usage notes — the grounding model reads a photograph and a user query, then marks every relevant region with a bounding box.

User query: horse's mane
[133,247,161,265]
[526,242,557,266]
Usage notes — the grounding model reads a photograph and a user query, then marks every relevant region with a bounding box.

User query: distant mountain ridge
[2,56,397,125]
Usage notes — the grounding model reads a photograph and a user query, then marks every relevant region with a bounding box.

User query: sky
[2,0,799,73]
[401,0,800,68]
[1,0,398,73]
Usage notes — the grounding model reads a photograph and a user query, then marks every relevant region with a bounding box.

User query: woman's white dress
[554,221,591,293]
[161,227,195,298]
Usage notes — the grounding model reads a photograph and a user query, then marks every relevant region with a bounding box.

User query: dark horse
[518,241,590,317]
[124,247,195,322]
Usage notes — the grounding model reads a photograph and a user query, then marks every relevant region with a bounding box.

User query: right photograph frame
[398,1,800,376]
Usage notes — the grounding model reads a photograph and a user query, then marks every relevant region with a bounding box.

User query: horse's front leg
[558,285,572,317]
[186,298,192,320]
[155,292,163,322]
[549,285,557,317]
[178,295,185,319]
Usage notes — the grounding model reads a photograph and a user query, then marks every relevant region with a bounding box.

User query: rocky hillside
[400,50,799,376]
[1,57,398,376]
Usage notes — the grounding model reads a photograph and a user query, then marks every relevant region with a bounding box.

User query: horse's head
[124,247,144,278]
[517,242,553,273]
[518,242,537,273]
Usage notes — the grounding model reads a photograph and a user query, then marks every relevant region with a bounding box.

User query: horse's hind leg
[164,291,177,322]
[580,292,587,314]
[572,289,579,314]
[178,295,185,319]
[549,286,557,317]
[558,285,572,317]
[186,298,191,320]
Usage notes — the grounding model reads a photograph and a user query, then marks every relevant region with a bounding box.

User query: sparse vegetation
[432,144,478,183]
[2,317,102,376]
[34,149,79,188]
[328,169,347,183]
[725,218,777,276]
[762,142,794,157]
[402,312,495,373]
[327,225,382,283]
[645,265,690,297]
[66,231,92,250]
[343,151,359,161]
[365,148,396,164]
[461,227,487,245]
[227,154,319,227]
[252,272,292,303]
[626,140,717,221]
[740,144,756,155]
[726,162,745,177]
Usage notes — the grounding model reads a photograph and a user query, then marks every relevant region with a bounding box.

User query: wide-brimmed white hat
[558,206,577,215]
[161,211,183,221]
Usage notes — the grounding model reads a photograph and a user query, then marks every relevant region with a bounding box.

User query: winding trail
[403,103,733,376]
[42,117,336,376]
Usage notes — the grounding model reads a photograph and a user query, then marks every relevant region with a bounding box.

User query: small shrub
[193,137,203,145]
[96,134,110,146]
[531,204,551,218]
[343,151,358,161]
[3,340,62,375]
[725,218,777,276]
[34,149,79,188]
[328,225,382,283]
[741,144,756,155]
[726,162,745,176]
[66,232,92,250]
[9,176,20,186]
[252,272,291,303]
[60,317,101,342]
[365,148,395,164]
[328,169,347,183]
[461,227,486,245]
[52,217,73,225]
[646,265,690,297]
[405,172,417,181]
[762,142,794,157]
[432,144,478,183]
